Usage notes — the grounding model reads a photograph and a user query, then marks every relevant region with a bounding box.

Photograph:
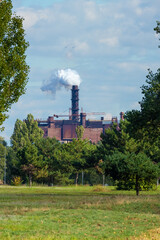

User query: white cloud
[130,101,140,109]
[99,37,119,47]
[15,0,160,60]
[74,40,89,54]
[99,85,138,94]
[117,62,150,72]
[17,7,49,29]
[84,1,98,21]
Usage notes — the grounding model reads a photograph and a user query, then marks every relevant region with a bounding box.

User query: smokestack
[120,112,124,120]
[71,85,79,122]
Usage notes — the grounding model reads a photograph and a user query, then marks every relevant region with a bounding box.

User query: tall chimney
[71,85,79,122]
[120,112,124,120]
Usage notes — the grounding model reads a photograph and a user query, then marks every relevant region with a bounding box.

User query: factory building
[37,85,124,143]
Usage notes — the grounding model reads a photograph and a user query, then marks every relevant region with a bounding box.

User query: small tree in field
[105,151,159,196]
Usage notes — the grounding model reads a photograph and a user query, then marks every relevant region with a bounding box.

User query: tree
[98,119,160,194]
[11,114,44,150]
[6,146,19,184]
[125,69,160,130]
[98,121,131,158]
[125,69,160,162]
[104,151,160,196]
[154,21,160,47]
[64,139,86,185]
[19,143,38,186]
[9,114,43,184]
[10,119,29,151]
[140,70,160,132]
[0,0,29,126]
[35,137,66,185]
[64,139,96,185]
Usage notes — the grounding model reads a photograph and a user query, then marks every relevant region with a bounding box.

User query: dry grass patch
[3,207,50,216]
[92,185,110,192]
[131,227,160,240]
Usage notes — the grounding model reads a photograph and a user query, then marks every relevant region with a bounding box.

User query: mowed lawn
[0,186,160,240]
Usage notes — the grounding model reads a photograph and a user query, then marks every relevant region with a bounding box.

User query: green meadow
[0,185,160,240]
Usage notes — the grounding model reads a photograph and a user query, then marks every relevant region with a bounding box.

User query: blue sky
[2,0,160,143]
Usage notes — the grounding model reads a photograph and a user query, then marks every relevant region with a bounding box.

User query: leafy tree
[104,151,160,196]
[140,69,160,136]
[0,0,29,126]
[126,69,160,139]
[154,21,160,34]
[9,114,44,184]
[18,143,38,186]
[98,121,131,159]
[98,120,160,194]
[125,69,160,163]
[64,139,96,185]
[25,114,44,143]
[10,119,29,151]
[154,21,160,47]
[11,114,44,150]
[6,146,19,184]
[64,139,85,185]
[35,137,66,185]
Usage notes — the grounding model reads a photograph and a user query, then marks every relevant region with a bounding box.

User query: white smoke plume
[41,69,82,98]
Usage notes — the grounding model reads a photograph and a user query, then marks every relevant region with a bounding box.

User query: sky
[1,0,160,144]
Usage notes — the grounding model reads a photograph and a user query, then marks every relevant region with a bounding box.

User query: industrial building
[37,85,124,143]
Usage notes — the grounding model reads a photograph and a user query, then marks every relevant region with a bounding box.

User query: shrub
[11,176,23,186]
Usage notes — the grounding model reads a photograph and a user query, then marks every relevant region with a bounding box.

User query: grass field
[0,185,160,240]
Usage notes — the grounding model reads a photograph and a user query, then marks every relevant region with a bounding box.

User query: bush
[93,185,106,192]
[11,176,23,186]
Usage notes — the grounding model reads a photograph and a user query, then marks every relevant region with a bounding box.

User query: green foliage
[99,120,132,158]
[125,69,160,163]
[98,117,160,195]
[154,20,160,47]
[35,137,70,185]
[0,136,6,182]
[63,139,97,184]
[0,0,29,126]
[11,176,22,186]
[140,69,160,136]
[126,69,160,139]
[8,114,44,185]
[105,152,159,195]
[75,125,84,140]
[6,146,19,183]
[11,114,44,151]
[25,114,44,143]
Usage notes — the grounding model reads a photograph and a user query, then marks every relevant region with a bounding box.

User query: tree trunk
[102,174,105,186]
[29,173,32,187]
[48,175,53,186]
[75,172,79,186]
[50,175,53,186]
[135,175,139,196]
[82,171,84,185]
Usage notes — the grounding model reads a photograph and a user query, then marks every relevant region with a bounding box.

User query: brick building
[37,85,123,143]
